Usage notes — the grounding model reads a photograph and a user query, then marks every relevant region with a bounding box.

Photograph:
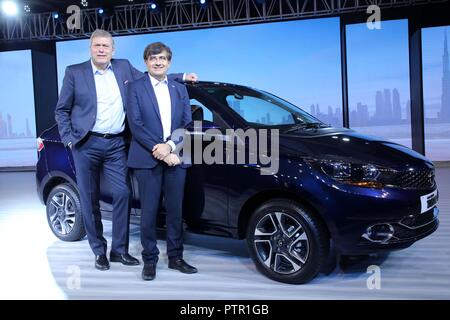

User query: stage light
[52,12,59,19]
[81,0,88,7]
[1,1,19,16]
[23,4,30,13]
[97,6,113,19]
[198,0,210,9]
[149,2,157,10]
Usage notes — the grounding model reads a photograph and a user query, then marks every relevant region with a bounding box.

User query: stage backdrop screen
[56,18,343,128]
[0,50,37,168]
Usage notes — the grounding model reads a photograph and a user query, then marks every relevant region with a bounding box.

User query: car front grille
[391,169,435,190]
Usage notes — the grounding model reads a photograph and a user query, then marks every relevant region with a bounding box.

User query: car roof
[185,81,253,91]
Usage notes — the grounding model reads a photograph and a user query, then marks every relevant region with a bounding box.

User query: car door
[182,93,231,233]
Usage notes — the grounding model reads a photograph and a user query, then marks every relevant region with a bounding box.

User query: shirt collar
[149,74,168,87]
[91,59,112,75]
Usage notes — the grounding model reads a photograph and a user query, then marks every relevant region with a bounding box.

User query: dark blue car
[36,81,439,284]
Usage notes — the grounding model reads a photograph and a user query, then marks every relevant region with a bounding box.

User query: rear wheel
[246,199,329,284]
[46,183,86,241]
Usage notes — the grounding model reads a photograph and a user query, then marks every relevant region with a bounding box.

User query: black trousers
[72,135,130,256]
[134,164,186,264]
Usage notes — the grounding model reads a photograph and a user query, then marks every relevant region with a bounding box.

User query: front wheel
[246,199,329,284]
[46,183,86,241]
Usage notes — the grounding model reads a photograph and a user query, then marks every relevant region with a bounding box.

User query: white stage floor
[0,169,449,299]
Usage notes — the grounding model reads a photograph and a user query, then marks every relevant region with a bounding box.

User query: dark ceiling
[20,0,153,14]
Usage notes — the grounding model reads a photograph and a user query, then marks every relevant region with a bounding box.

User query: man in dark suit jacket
[55,29,196,271]
[126,42,196,281]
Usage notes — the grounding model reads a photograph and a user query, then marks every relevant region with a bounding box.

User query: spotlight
[23,4,30,13]
[1,0,19,16]
[97,6,113,19]
[81,0,88,7]
[148,1,163,13]
[198,0,210,9]
[52,12,59,19]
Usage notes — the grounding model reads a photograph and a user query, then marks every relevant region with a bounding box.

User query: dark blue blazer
[126,74,192,169]
[54,59,183,147]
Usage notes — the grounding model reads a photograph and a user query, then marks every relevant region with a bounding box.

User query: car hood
[278,127,433,170]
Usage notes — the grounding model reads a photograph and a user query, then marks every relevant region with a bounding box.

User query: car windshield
[200,85,325,128]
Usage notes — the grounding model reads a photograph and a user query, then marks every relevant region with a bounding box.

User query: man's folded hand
[163,153,181,166]
[152,143,171,160]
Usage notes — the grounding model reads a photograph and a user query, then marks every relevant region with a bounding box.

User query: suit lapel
[143,76,162,123]
[111,59,126,103]
[82,60,97,108]
[168,80,177,131]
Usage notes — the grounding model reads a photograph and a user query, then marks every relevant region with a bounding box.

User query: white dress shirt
[149,74,175,151]
[91,60,125,134]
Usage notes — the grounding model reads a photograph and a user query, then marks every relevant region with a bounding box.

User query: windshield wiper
[283,122,326,133]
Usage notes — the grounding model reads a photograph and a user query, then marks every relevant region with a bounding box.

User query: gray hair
[90,29,115,48]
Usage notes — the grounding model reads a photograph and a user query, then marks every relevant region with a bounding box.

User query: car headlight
[305,158,395,188]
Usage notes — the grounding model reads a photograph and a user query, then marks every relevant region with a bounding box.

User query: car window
[226,95,296,125]
[201,86,320,127]
[189,98,214,122]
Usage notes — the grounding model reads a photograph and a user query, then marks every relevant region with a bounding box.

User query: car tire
[246,199,329,284]
[46,183,86,241]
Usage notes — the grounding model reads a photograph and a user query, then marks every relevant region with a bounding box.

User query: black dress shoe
[110,252,140,266]
[142,263,156,281]
[95,255,110,271]
[168,258,198,274]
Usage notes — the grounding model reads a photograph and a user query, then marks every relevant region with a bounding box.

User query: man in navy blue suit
[55,30,197,271]
[126,42,196,281]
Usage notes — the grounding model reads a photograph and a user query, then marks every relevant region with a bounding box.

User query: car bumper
[310,178,440,255]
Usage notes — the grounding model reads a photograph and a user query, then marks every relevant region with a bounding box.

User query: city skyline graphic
[309,29,450,128]
[0,113,33,139]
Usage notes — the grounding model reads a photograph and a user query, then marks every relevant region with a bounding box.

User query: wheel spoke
[288,232,309,265]
[278,212,303,238]
[274,253,301,273]
[51,217,60,231]
[49,210,58,223]
[272,212,284,233]
[62,193,68,210]
[254,240,273,268]
[254,214,277,236]
[59,218,68,235]
[50,199,60,209]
